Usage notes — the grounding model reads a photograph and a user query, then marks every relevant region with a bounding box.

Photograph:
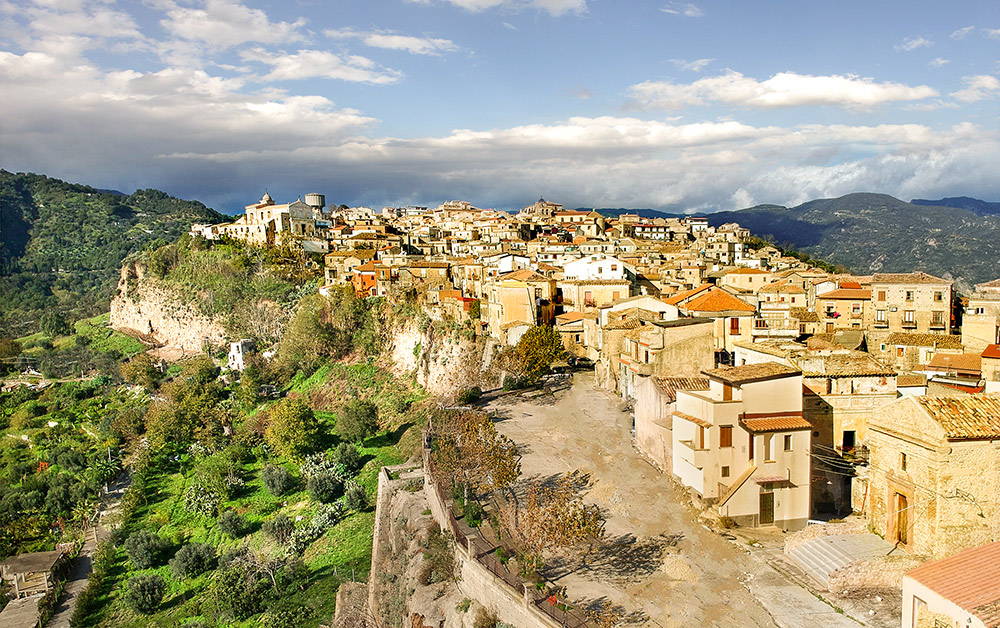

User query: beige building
[862,394,1000,558]
[963,278,1000,352]
[672,363,812,530]
[617,318,715,399]
[484,269,557,345]
[901,541,1000,628]
[870,272,952,335]
[665,284,757,361]
[634,376,710,471]
[218,192,329,250]
[816,287,871,332]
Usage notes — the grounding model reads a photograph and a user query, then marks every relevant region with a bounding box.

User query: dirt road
[487,371,858,628]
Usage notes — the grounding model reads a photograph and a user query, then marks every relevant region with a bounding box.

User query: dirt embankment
[110,261,227,358]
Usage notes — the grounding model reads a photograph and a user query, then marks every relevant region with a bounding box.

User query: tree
[262,465,295,497]
[263,514,294,545]
[431,411,520,500]
[217,510,248,538]
[169,542,216,578]
[307,472,343,504]
[336,399,378,443]
[497,325,566,385]
[40,311,73,337]
[124,530,167,569]
[329,442,361,475]
[264,398,320,462]
[125,574,165,613]
[119,354,159,389]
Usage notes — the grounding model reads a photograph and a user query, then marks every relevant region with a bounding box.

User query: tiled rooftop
[886,332,963,349]
[741,415,812,432]
[703,362,801,385]
[652,376,709,403]
[916,393,1000,439]
[872,271,951,285]
[907,541,1000,627]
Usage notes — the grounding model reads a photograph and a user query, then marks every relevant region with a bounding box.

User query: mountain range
[1,170,225,335]
[705,193,999,291]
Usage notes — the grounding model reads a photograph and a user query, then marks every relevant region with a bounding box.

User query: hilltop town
[3,188,998,628]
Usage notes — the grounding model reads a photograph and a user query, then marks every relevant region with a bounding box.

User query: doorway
[895,493,908,545]
[759,492,774,525]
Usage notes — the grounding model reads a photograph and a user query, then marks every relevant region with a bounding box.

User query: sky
[1,0,998,215]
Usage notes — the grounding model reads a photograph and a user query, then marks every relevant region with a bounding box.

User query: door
[842,430,856,452]
[759,492,774,525]
[896,493,908,545]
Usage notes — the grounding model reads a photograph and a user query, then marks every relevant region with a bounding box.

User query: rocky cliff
[110,261,227,357]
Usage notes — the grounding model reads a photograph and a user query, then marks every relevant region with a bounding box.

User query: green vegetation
[710,193,1000,289]
[0,170,226,335]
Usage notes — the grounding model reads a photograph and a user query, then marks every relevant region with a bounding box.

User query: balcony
[620,355,652,376]
[677,439,710,469]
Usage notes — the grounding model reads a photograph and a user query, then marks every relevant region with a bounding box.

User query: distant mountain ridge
[910,196,1000,216]
[706,192,999,291]
[1,170,226,334]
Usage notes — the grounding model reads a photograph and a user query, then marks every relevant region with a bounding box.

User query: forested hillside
[706,193,1000,291]
[0,171,227,334]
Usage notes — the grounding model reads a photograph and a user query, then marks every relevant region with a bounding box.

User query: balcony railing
[678,439,710,469]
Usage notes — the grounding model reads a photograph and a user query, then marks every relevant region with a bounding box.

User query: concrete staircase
[787,533,893,590]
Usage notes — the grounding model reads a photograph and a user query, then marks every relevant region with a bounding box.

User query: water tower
[304,193,325,209]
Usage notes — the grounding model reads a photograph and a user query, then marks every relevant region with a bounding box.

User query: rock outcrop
[110,261,227,357]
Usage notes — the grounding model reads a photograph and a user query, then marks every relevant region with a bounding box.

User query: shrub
[307,471,343,504]
[719,516,738,529]
[170,542,216,578]
[261,606,312,628]
[288,502,346,554]
[264,398,320,461]
[457,386,482,405]
[299,452,339,479]
[465,501,484,527]
[262,464,295,497]
[217,510,248,538]
[330,442,361,475]
[124,530,167,569]
[420,526,455,585]
[336,399,378,443]
[343,481,367,511]
[124,574,165,613]
[263,514,294,545]
[183,479,222,517]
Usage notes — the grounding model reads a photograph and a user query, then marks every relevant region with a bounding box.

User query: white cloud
[950,26,974,39]
[985,28,1000,39]
[928,57,949,68]
[895,36,933,52]
[628,71,938,110]
[407,0,586,16]
[660,3,703,17]
[669,58,713,72]
[950,74,1000,103]
[240,48,402,84]
[568,86,592,100]
[326,28,458,56]
[159,0,306,49]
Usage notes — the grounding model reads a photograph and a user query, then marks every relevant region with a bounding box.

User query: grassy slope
[91,361,427,628]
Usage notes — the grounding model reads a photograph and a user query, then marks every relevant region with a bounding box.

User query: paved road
[487,371,858,628]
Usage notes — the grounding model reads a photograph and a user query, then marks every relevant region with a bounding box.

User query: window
[784,435,792,451]
[900,452,907,471]
[933,291,943,302]
[730,318,741,335]
[852,303,862,315]
[720,426,733,448]
[611,264,617,271]
[876,309,887,322]
[903,310,915,323]
[931,311,945,326]
[763,435,773,461]
[877,290,886,301]
[905,290,914,301]
[721,466,730,478]
[897,347,904,357]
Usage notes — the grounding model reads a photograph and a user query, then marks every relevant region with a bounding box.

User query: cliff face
[389,315,497,399]
[110,262,227,356]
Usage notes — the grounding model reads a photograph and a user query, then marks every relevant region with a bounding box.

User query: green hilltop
[1,170,227,335]
[706,192,1000,291]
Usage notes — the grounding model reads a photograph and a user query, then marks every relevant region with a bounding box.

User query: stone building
[862,394,1000,558]
[869,272,952,336]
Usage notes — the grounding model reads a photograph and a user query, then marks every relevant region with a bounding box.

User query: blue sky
[2,0,997,214]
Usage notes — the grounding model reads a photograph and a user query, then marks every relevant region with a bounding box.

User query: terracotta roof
[604,316,643,331]
[758,280,806,294]
[682,288,756,314]
[817,288,871,300]
[409,261,450,269]
[560,279,631,286]
[499,268,549,282]
[794,352,896,378]
[886,333,963,350]
[872,271,951,285]
[555,312,590,324]
[724,268,770,275]
[703,362,801,385]
[663,284,712,305]
[790,308,819,322]
[906,541,1000,628]
[673,410,712,429]
[926,352,982,373]
[896,373,927,387]
[741,415,812,432]
[916,394,1000,439]
[652,377,710,403]
[983,344,1000,360]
